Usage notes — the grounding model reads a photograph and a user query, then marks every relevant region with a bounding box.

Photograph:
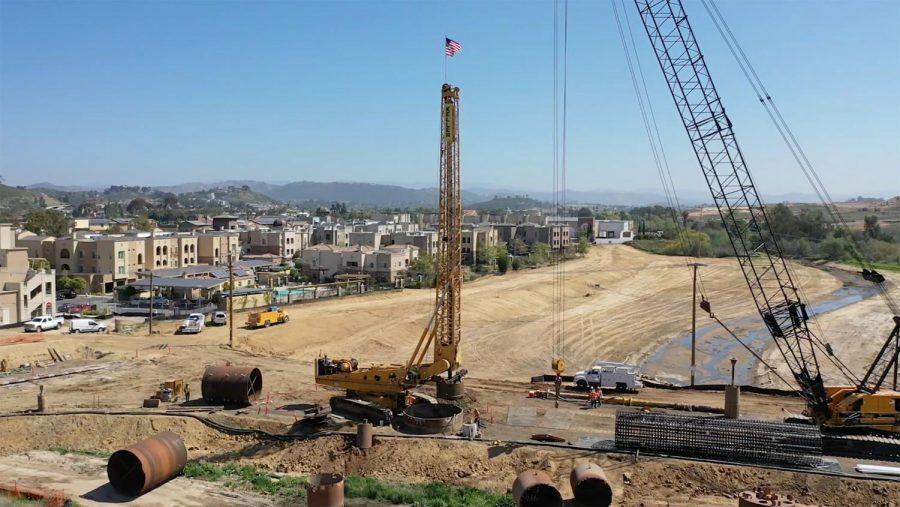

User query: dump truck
[246,306,288,329]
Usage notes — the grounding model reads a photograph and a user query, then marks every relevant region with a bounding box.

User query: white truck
[23,315,64,332]
[573,360,643,392]
[179,313,205,334]
[69,319,108,334]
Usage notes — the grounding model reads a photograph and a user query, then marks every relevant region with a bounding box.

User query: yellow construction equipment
[246,306,288,329]
[315,84,465,423]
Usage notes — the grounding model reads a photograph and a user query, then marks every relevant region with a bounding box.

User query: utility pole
[148,271,154,336]
[228,248,234,349]
[687,262,706,387]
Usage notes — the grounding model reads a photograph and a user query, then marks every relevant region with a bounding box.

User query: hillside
[0,184,55,218]
[469,195,547,211]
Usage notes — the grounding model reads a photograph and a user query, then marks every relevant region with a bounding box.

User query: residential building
[241,229,302,258]
[212,215,240,231]
[349,231,388,250]
[0,224,56,325]
[300,244,418,282]
[595,220,633,244]
[493,224,518,245]
[312,223,350,247]
[389,231,438,256]
[516,223,570,250]
[16,234,56,262]
[461,229,478,265]
[197,231,240,266]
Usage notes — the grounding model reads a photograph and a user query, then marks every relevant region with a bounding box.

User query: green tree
[496,253,509,274]
[528,242,551,264]
[131,215,154,231]
[820,237,848,260]
[57,276,88,294]
[126,197,150,215]
[508,238,528,256]
[864,215,880,239]
[576,237,591,256]
[24,209,69,236]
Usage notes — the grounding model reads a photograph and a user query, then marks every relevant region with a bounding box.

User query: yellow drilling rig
[315,83,465,424]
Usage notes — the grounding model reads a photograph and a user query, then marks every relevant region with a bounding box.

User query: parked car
[211,311,227,326]
[69,319,108,334]
[573,360,643,392]
[179,313,205,334]
[56,288,77,300]
[23,315,64,332]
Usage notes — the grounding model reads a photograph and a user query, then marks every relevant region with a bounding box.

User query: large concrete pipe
[201,366,262,405]
[107,431,187,497]
[570,462,613,506]
[307,473,345,507]
[512,470,562,507]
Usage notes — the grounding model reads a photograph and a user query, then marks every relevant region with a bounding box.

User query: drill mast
[434,83,463,376]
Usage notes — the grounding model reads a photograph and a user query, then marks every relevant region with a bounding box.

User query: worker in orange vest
[589,388,600,409]
[596,386,604,408]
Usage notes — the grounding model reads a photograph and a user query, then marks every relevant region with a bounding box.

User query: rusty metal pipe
[201,366,262,405]
[570,462,613,506]
[512,469,562,507]
[307,472,344,507]
[107,431,187,497]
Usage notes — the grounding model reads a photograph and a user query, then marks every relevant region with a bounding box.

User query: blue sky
[1,0,898,198]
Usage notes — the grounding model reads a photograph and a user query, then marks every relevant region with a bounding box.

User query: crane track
[823,433,900,462]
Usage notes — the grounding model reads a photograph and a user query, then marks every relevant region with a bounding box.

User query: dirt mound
[0,414,252,456]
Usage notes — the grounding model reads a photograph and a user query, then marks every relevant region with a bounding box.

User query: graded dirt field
[2,245,896,506]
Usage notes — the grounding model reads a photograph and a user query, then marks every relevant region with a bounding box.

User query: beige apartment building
[0,224,56,325]
[241,229,303,259]
[197,232,240,266]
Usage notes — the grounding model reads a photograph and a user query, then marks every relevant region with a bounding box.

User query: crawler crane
[634,0,899,434]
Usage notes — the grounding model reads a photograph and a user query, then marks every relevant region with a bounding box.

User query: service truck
[573,360,643,392]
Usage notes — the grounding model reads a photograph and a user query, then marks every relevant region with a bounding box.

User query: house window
[45,282,52,295]
[60,249,70,259]
[118,266,125,274]
[118,251,125,259]
[163,246,168,255]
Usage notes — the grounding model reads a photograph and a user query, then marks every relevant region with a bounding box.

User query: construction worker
[184,383,191,403]
[589,388,599,409]
[596,386,604,408]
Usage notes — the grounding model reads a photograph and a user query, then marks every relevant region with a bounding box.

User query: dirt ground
[759,266,900,388]
[1,414,898,507]
[1,245,897,505]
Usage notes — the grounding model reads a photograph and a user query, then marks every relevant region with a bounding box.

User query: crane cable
[611,0,711,301]
[551,0,569,364]
[699,0,884,385]
[699,0,897,317]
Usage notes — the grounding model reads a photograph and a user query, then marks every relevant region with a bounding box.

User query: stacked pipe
[513,463,612,507]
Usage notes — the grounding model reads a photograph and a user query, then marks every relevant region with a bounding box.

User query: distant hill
[469,195,547,211]
[0,184,54,217]
[261,181,484,208]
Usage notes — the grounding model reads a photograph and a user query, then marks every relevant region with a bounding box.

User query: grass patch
[48,447,112,459]
[183,461,515,506]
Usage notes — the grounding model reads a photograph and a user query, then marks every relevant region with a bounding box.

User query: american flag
[445,38,462,57]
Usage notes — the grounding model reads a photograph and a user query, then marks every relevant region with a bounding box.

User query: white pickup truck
[573,360,644,392]
[23,315,64,332]
[179,313,205,334]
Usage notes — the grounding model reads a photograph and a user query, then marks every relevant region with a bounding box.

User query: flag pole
[443,35,448,83]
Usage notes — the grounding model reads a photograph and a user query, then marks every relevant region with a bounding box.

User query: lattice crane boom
[633,0,830,417]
